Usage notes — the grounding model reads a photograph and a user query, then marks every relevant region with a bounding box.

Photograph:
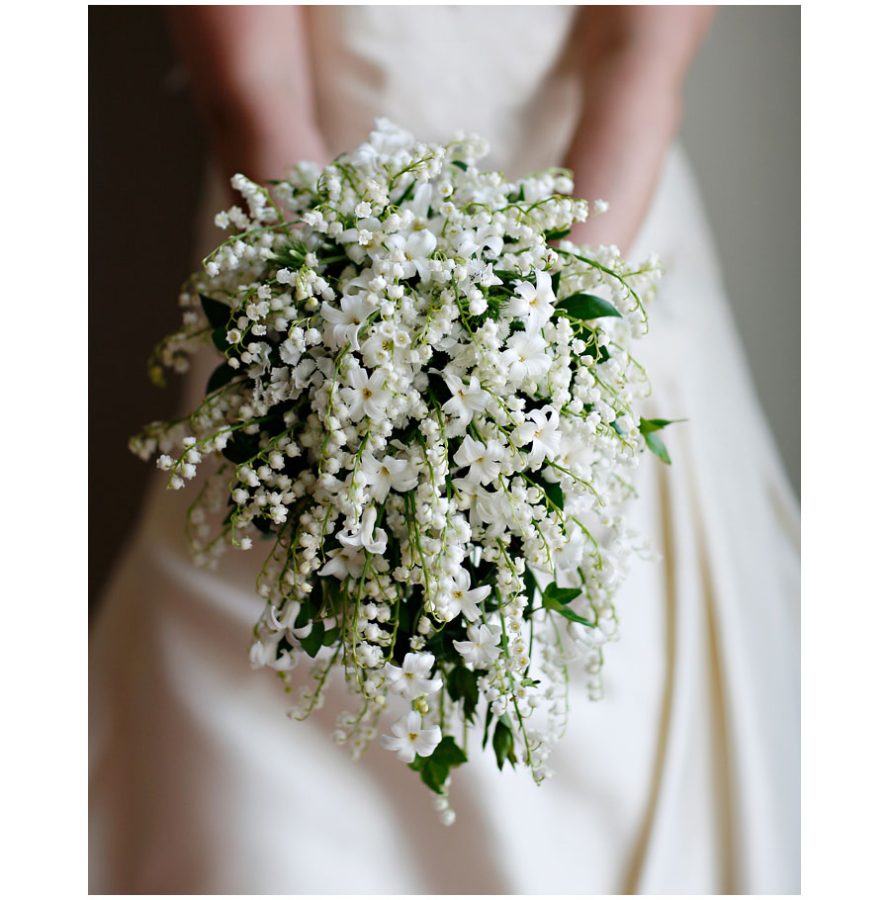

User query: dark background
[90,7,204,605]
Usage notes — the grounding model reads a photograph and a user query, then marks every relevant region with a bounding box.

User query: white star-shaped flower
[380,711,442,762]
[320,293,376,351]
[383,652,443,699]
[501,331,553,383]
[453,436,504,486]
[442,372,489,435]
[507,269,556,331]
[515,406,562,468]
[453,621,502,669]
[340,367,389,422]
[439,568,491,622]
[318,546,366,581]
[387,229,438,282]
[363,454,419,503]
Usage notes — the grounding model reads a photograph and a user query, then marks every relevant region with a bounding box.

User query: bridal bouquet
[132,120,670,822]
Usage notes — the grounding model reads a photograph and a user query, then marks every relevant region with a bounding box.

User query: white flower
[338,507,387,555]
[320,294,376,350]
[341,367,389,421]
[380,711,442,762]
[387,230,437,281]
[515,406,562,468]
[507,269,556,331]
[451,477,506,528]
[439,568,491,622]
[402,182,436,225]
[454,436,504,486]
[453,622,502,669]
[383,652,443,699]
[279,335,305,366]
[442,373,488,434]
[557,434,594,472]
[364,454,419,503]
[501,330,553,383]
[356,642,384,668]
[318,546,366,580]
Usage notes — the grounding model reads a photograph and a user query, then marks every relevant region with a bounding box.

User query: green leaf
[408,736,467,794]
[507,185,525,203]
[639,417,681,433]
[394,180,416,205]
[542,480,564,511]
[430,735,468,768]
[446,665,480,722]
[321,627,340,647]
[542,583,597,628]
[211,326,230,353]
[220,431,259,464]
[408,755,446,793]
[556,292,622,320]
[523,566,538,606]
[300,621,325,657]
[643,430,672,465]
[206,361,236,394]
[451,160,468,171]
[492,718,517,771]
[542,584,583,607]
[555,605,597,627]
[545,227,571,242]
[482,704,494,749]
[639,418,682,464]
[200,294,232,328]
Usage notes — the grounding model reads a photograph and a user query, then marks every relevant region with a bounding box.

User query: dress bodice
[305,5,581,176]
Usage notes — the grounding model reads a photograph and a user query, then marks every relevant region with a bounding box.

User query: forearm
[167,6,328,182]
[564,6,714,251]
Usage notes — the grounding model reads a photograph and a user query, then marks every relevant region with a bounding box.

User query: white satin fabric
[90,6,800,893]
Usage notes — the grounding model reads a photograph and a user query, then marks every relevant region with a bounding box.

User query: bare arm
[564,6,715,251]
[167,6,329,185]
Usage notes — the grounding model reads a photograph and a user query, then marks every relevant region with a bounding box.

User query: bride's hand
[167,6,329,195]
[563,6,714,252]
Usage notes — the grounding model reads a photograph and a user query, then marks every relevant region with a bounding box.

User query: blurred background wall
[89,5,800,606]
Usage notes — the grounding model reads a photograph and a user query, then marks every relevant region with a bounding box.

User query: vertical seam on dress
[697,505,738,893]
[621,460,677,892]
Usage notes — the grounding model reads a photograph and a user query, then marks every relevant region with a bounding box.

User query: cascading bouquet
[131,119,672,823]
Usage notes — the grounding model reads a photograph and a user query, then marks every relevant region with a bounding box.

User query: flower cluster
[132,120,667,821]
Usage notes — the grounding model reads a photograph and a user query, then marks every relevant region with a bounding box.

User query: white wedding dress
[90,7,800,894]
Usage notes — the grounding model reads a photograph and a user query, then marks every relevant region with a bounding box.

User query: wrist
[579,49,684,119]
